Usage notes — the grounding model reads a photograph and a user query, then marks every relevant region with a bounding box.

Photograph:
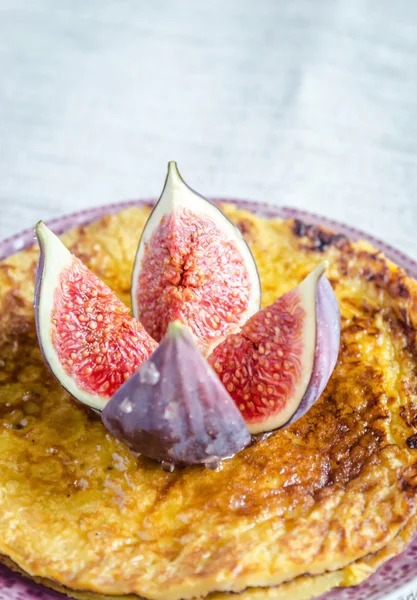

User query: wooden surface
[0,3,417,598]
[0,0,417,259]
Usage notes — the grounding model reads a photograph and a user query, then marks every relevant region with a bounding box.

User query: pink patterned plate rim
[0,199,416,600]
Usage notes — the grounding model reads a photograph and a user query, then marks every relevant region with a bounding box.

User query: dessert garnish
[131,161,261,355]
[102,320,251,467]
[209,264,340,433]
[34,222,157,411]
[34,162,341,466]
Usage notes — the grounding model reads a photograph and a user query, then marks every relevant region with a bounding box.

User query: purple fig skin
[102,322,251,466]
[285,276,340,427]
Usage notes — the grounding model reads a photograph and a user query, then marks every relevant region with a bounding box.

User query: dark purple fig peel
[102,322,251,467]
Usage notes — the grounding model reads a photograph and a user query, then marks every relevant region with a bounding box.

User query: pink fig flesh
[102,322,251,466]
[131,162,261,355]
[34,222,157,411]
[208,264,340,434]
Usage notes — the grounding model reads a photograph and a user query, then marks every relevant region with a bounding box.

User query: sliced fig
[208,263,340,434]
[102,321,251,466]
[131,161,261,355]
[34,222,157,411]
[285,275,340,427]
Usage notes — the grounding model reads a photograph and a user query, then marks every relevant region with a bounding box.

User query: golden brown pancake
[2,512,417,600]
[0,203,417,600]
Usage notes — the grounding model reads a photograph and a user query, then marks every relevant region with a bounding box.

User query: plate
[0,199,416,600]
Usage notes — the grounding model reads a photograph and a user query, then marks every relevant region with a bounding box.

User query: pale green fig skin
[130,161,261,355]
[102,322,251,466]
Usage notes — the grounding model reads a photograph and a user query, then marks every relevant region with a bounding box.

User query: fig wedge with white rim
[209,262,340,434]
[285,274,340,427]
[34,222,157,411]
[131,161,261,355]
[102,321,251,466]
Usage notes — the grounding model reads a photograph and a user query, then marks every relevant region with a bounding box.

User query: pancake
[2,511,417,600]
[0,203,417,600]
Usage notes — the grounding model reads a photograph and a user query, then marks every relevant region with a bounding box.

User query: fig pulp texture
[131,161,261,355]
[209,263,340,434]
[102,321,251,466]
[34,222,157,410]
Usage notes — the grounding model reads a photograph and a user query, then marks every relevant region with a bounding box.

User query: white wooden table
[0,2,416,599]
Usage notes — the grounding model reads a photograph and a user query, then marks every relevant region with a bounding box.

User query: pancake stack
[0,203,416,600]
